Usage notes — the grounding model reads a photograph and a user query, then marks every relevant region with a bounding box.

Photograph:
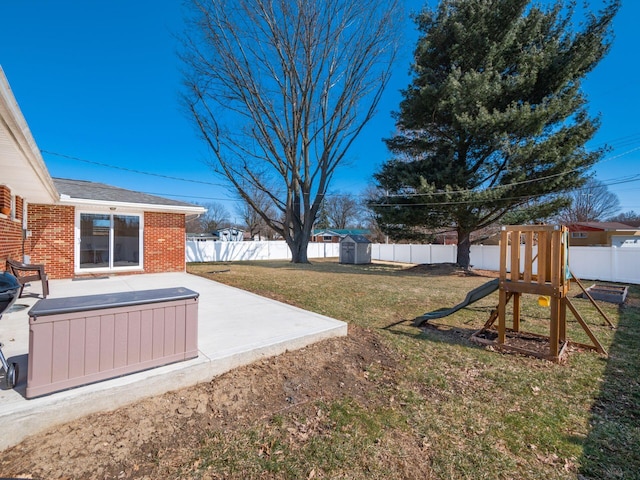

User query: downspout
[185,213,203,232]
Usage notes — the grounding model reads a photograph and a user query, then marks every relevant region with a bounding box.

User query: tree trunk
[286,218,312,263]
[288,235,310,263]
[456,229,472,270]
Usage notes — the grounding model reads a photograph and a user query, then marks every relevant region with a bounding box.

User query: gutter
[58,195,207,215]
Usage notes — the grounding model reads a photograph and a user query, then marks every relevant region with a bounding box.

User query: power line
[595,131,640,150]
[42,150,228,188]
[142,191,241,203]
[382,146,640,199]
[42,135,640,203]
[370,175,640,207]
[42,148,355,202]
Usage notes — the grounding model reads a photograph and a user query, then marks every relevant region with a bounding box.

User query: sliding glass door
[79,213,142,270]
[113,214,140,267]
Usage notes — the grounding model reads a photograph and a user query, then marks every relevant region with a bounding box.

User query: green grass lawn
[187,259,639,479]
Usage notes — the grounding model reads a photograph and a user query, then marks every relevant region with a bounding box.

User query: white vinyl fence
[186,239,640,284]
[567,246,640,285]
[371,243,459,265]
[371,244,640,285]
[186,239,340,263]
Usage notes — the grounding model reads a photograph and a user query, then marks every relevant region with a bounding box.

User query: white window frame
[75,209,144,274]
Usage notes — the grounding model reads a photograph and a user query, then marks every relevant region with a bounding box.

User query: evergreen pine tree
[370,0,620,268]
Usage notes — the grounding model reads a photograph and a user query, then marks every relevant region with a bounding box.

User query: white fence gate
[185,239,640,284]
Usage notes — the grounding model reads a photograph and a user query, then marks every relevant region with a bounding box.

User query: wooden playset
[471,225,613,362]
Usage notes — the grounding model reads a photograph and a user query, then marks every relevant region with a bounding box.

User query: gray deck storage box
[339,234,372,264]
[27,287,198,398]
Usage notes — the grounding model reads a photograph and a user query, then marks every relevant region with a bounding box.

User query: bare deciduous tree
[187,202,231,233]
[181,0,400,262]
[361,185,389,242]
[324,193,362,229]
[186,202,229,233]
[556,178,621,223]
[609,210,640,227]
[236,187,277,240]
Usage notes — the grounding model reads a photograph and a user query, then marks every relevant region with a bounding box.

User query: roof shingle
[54,178,199,208]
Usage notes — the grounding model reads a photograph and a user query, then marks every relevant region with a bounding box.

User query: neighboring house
[186,232,220,241]
[311,228,371,243]
[187,229,247,242]
[0,66,205,279]
[215,227,244,242]
[452,223,640,247]
[566,222,640,247]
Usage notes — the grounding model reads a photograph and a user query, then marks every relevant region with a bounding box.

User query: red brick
[143,212,186,274]
[4,205,187,280]
[26,204,75,279]
[0,217,22,265]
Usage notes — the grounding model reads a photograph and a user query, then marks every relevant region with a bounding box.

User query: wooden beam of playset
[564,298,607,355]
[569,270,615,329]
[470,225,610,362]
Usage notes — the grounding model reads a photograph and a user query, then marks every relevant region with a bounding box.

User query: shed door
[342,242,355,263]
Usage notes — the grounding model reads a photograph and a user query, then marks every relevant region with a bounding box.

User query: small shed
[339,234,371,265]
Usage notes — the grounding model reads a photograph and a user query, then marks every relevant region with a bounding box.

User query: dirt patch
[469,268,500,278]
[405,263,499,278]
[0,326,400,479]
[405,263,468,276]
[472,328,558,358]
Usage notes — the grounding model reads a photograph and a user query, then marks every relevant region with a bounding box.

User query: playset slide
[414,278,499,327]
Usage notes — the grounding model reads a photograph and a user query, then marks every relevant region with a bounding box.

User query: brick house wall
[144,212,186,274]
[0,185,25,265]
[0,216,22,265]
[2,199,187,279]
[310,234,341,243]
[0,185,11,214]
[26,204,75,279]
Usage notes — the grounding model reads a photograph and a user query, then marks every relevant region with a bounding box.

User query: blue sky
[1,0,638,221]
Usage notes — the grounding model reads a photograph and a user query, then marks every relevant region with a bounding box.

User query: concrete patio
[0,272,347,450]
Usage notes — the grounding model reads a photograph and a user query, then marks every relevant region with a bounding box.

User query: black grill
[0,271,20,389]
[0,272,20,316]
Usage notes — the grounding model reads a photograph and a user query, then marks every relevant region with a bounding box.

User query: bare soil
[0,263,504,479]
[404,263,500,281]
[0,325,400,479]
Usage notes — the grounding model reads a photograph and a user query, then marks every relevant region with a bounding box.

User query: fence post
[611,246,617,282]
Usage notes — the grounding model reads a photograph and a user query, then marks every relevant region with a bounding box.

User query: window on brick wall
[77,212,143,271]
